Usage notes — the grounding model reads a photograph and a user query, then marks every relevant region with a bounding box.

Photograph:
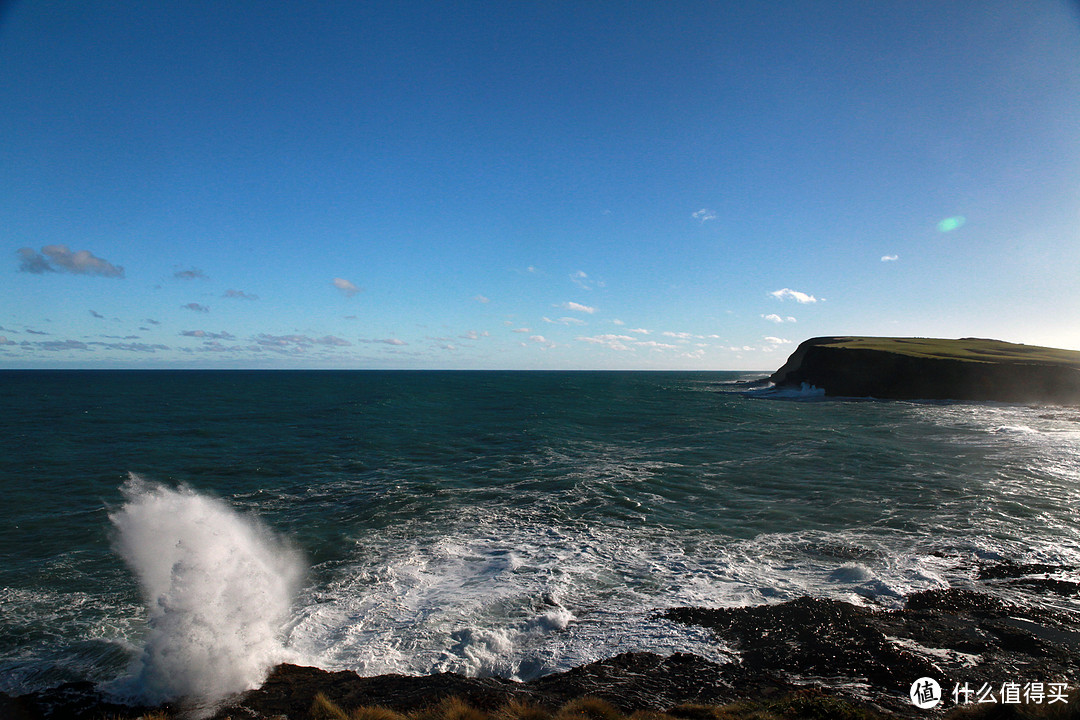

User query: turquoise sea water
[2,370,1079,700]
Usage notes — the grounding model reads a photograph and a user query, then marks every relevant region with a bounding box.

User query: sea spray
[109,474,304,708]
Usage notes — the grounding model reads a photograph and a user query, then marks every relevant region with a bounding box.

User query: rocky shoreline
[4,559,1077,720]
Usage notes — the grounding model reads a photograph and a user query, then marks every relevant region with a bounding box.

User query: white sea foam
[109,474,304,710]
[745,382,826,400]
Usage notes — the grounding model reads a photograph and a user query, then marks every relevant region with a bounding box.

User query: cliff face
[769,337,1080,404]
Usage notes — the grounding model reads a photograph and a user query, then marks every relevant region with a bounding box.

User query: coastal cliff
[769,337,1080,404]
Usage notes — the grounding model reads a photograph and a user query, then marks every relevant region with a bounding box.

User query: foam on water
[108,474,304,709]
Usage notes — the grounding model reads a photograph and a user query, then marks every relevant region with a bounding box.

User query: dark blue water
[2,370,1078,700]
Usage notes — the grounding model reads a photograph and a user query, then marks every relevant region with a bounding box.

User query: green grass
[810,337,1080,367]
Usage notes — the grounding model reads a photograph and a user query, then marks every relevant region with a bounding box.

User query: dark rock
[226,664,523,718]
[0,681,158,720]
[664,597,939,694]
[665,589,1080,714]
[977,561,1073,580]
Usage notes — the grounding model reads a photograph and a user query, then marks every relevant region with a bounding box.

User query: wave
[107,474,304,712]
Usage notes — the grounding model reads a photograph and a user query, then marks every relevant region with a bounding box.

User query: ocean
[2,370,1079,705]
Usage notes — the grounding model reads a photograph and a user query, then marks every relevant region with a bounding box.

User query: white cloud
[333,277,360,297]
[763,336,792,345]
[512,328,531,333]
[474,295,490,303]
[558,301,596,314]
[612,318,625,326]
[18,245,124,277]
[692,208,717,223]
[460,330,489,340]
[570,270,590,289]
[662,331,701,341]
[881,255,899,262]
[543,316,587,326]
[576,334,634,351]
[762,314,797,323]
[637,340,678,351]
[358,337,405,346]
[769,288,818,303]
[629,328,650,334]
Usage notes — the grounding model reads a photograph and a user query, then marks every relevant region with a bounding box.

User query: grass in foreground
[303,689,1080,720]
[111,688,1080,720]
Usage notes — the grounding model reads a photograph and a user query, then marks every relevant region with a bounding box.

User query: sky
[2,1,1079,370]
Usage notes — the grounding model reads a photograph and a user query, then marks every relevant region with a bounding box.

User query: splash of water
[109,474,304,708]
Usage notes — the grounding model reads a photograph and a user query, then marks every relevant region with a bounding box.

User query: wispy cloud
[763,336,792,345]
[636,340,678,351]
[512,328,531,333]
[332,277,360,297]
[528,335,555,348]
[543,316,587,326]
[769,288,818,304]
[90,310,105,319]
[358,337,408,346]
[17,245,124,277]
[174,268,207,280]
[181,330,235,340]
[629,328,650,334]
[256,334,352,348]
[576,334,635,351]
[223,289,259,300]
[881,255,899,262]
[662,331,700,341]
[182,303,210,313]
[570,270,598,290]
[692,208,717,223]
[474,295,490,303]
[36,339,90,351]
[557,301,596,314]
[460,330,489,340]
[762,314,796,323]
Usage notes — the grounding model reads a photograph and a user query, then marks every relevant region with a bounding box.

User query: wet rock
[665,589,1080,714]
[664,597,939,694]
[0,681,158,720]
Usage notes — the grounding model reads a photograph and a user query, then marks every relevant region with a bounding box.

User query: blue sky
[3,1,1079,369]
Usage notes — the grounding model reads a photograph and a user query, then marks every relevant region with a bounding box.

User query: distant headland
[768,336,1080,404]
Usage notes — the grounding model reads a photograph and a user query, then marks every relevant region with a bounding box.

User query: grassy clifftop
[797,337,1080,366]
[769,337,1080,403]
